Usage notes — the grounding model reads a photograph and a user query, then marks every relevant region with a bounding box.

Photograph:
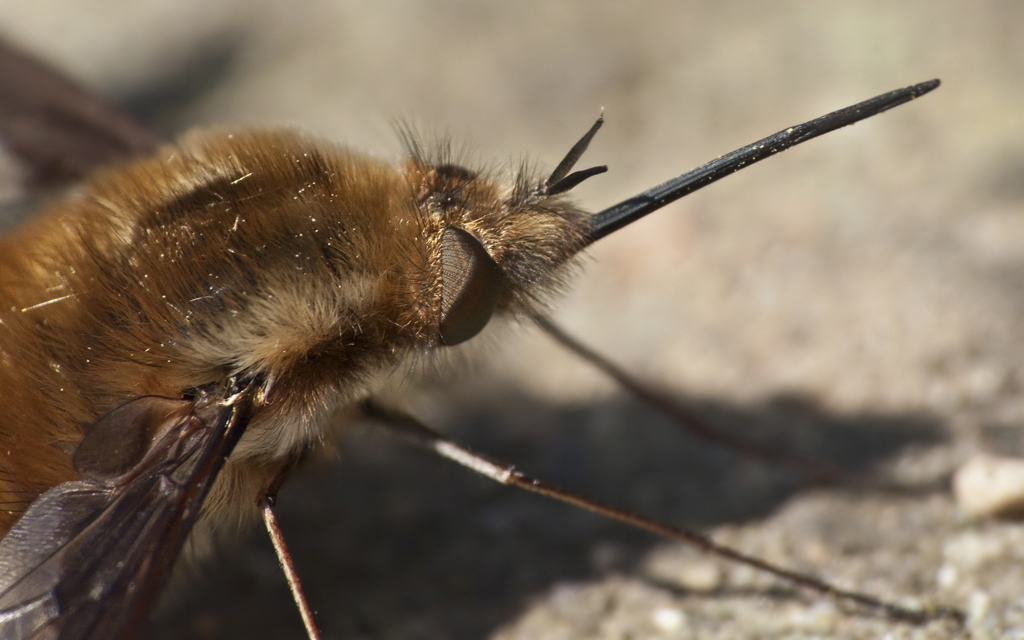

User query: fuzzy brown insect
[0,38,947,638]
[0,123,594,534]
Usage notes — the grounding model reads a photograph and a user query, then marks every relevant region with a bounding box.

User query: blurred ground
[2,1,1024,638]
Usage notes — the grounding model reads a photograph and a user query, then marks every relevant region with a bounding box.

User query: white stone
[953,453,1024,518]
[651,607,685,631]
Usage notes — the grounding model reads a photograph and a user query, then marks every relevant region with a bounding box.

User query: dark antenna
[545,113,608,196]
[585,79,940,245]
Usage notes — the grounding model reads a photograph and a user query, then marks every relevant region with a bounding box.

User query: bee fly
[0,38,953,639]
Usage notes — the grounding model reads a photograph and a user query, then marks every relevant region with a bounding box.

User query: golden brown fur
[0,127,588,533]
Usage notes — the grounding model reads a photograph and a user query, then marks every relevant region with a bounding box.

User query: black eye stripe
[420,165,476,212]
[435,164,476,182]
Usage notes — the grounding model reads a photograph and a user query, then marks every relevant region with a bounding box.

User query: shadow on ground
[145,391,946,640]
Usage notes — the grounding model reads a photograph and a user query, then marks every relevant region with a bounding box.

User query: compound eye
[438,227,501,346]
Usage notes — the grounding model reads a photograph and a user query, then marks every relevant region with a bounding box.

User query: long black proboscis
[585,79,940,245]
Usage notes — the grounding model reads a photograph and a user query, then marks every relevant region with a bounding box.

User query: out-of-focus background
[2,2,1023,638]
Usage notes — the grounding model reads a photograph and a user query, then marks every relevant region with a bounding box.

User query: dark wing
[0,37,162,199]
[0,39,235,639]
[0,388,255,640]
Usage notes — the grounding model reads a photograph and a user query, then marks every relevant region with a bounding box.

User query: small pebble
[676,560,723,592]
[953,453,1024,518]
[786,601,838,631]
[642,548,722,592]
[969,590,992,627]
[651,607,685,631]
[943,530,1007,570]
[936,563,958,589]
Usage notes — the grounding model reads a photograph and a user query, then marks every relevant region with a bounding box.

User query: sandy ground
[2,1,1024,638]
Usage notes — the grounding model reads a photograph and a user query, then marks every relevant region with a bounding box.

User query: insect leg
[361,399,964,627]
[259,496,322,640]
[257,455,321,640]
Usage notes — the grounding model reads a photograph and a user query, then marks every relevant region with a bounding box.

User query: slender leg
[259,497,323,640]
[361,399,963,627]
[258,457,323,640]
